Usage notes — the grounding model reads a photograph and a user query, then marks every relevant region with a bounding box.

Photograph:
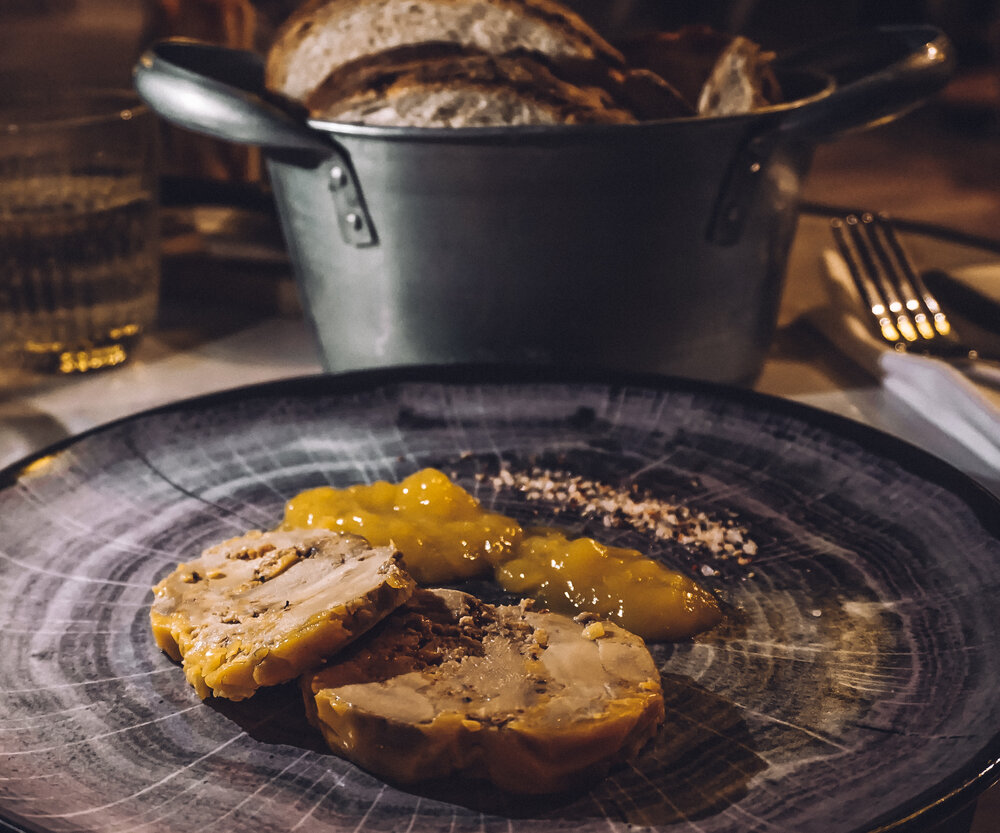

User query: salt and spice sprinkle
[481,464,758,576]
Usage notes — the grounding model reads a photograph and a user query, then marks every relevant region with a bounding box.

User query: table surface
[2,218,998,833]
[2,85,999,832]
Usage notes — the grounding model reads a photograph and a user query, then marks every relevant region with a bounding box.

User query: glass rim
[0,89,150,133]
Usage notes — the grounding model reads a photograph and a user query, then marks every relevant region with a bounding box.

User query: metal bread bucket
[135,26,953,383]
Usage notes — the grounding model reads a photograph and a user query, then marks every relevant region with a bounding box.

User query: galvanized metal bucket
[135,26,953,383]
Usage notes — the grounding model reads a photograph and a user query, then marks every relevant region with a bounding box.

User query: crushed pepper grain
[487,464,758,573]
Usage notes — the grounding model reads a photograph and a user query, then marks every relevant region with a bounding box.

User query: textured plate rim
[1,362,999,833]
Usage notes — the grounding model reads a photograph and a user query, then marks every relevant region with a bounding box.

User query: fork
[829,212,996,369]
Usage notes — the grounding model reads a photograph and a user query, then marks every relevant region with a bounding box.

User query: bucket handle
[773,24,955,141]
[134,39,377,247]
[708,24,954,245]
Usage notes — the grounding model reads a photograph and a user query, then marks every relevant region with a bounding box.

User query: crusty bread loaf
[266,0,627,103]
[302,588,665,793]
[306,44,639,125]
[266,1,776,127]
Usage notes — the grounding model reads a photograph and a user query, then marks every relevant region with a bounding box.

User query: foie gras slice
[150,529,415,701]
[302,588,665,793]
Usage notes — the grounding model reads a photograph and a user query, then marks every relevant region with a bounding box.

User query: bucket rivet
[330,165,348,189]
[345,212,364,231]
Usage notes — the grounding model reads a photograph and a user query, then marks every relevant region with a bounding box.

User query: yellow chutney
[281,467,722,641]
[496,528,722,642]
[282,468,521,584]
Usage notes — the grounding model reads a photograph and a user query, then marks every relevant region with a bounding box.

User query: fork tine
[853,214,921,342]
[874,213,953,337]
[829,213,982,363]
[866,216,936,340]
[830,216,902,344]
[849,213,921,343]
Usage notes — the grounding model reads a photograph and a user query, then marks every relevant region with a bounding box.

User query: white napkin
[812,248,1000,470]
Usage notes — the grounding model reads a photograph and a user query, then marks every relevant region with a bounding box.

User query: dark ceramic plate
[2,367,999,833]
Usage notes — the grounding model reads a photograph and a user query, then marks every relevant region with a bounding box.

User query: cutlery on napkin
[812,248,1000,469]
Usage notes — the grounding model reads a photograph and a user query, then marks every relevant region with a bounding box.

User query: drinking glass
[0,90,160,374]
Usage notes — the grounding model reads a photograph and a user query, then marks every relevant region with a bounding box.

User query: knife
[923,267,1000,334]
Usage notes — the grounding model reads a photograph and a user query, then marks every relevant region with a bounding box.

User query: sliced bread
[621,24,781,116]
[698,34,782,116]
[266,0,627,103]
[306,44,639,125]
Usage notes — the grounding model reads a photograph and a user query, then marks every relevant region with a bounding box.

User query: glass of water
[0,90,159,374]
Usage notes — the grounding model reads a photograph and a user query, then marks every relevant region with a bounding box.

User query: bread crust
[265,0,626,102]
[306,45,639,125]
[621,25,781,116]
